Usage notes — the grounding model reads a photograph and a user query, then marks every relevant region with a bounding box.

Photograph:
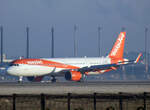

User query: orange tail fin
[109,32,126,60]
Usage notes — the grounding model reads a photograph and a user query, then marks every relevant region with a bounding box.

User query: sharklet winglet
[134,53,142,63]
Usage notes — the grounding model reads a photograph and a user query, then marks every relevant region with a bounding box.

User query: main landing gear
[79,73,86,82]
[51,75,57,83]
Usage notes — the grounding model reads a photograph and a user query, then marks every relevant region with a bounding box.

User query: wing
[49,53,142,81]
[77,64,119,73]
[76,53,142,73]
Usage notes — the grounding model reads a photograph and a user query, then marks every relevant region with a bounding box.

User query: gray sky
[0,0,150,58]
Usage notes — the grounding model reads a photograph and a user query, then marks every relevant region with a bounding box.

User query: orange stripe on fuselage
[12,59,79,69]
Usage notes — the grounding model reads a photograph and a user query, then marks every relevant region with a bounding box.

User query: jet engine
[65,71,82,81]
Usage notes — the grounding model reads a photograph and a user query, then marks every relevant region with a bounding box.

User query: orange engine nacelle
[65,71,82,81]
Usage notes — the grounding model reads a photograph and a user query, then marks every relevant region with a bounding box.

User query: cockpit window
[9,63,19,66]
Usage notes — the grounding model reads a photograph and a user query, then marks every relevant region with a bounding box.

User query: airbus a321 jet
[7,32,142,82]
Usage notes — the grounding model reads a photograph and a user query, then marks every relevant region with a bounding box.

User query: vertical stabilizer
[109,32,126,60]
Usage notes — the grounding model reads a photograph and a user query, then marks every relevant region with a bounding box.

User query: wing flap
[77,64,119,73]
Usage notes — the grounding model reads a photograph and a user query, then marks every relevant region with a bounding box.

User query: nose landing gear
[18,76,23,83]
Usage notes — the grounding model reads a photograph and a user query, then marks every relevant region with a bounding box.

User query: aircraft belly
[87,71,102,75]
[54,68,67,73]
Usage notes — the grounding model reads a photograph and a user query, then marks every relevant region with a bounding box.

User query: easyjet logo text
[111,33,125,56]
[27,61,43,65]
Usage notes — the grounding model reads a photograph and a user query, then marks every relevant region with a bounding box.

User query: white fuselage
[7,57,111,77]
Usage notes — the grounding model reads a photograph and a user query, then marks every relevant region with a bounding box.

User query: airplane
[6,32,142,82]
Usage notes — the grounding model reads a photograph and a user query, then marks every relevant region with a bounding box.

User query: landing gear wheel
[51,75,57,83]
[79,79,84,83]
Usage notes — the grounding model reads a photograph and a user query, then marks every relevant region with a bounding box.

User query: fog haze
[0,0,150,58]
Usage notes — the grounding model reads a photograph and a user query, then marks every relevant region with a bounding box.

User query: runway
[0,81,150,95]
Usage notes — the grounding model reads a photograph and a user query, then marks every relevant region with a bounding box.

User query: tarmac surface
[0,81,150,95]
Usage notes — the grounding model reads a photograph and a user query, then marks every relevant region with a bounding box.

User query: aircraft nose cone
[6,67,14,75]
